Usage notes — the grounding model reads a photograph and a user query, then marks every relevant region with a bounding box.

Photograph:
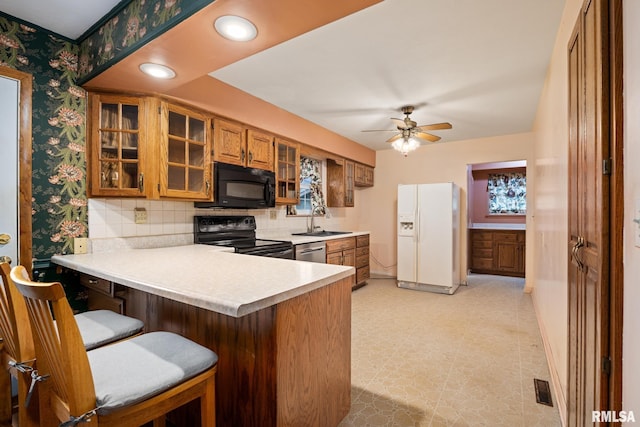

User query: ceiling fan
[362,105,452,155]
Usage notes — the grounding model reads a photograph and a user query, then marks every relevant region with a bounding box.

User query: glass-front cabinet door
[89,94,146,196]
[160,103,211,199]
[275,137,299,204]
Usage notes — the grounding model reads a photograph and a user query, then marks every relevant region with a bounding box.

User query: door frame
[0,66,33,276]
[607,0,623,416]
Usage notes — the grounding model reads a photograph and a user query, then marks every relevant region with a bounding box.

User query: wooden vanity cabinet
[213,118,274,171]
[275,137,300,204]
[469,229,525,277]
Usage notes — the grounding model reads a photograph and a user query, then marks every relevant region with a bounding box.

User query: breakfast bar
[52,245,354,427]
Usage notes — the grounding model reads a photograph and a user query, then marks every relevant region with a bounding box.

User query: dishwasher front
[294,242,326,263]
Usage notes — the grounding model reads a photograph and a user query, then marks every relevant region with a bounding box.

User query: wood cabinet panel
[354,163,374,187]
[246,129,274,170]
[469,229,525,277]
[326,237,356,253]
[88,93,147,197]
[213,119,274,171]
[160,102,211,200]
[326,158,355,207]
[275,138,300,204]
[88,93,212,200]
[213,118,245,166]
[117,276,352,427]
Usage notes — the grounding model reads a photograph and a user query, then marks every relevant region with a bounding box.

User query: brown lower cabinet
[75,271,352,427]
[469,229,525,277]
[327,234,370,289]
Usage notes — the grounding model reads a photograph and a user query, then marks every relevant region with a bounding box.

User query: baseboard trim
[531,291,567,426]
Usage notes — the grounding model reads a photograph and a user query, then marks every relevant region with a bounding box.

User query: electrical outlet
[74,237,88,254]
[270,210,277,220]
[134,207,147,224]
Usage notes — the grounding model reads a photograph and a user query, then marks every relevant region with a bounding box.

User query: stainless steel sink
[291,230,352,237]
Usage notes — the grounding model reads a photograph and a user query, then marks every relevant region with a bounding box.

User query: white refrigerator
[397,182,461,294]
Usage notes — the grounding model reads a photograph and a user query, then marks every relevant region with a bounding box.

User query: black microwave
[195,162,276,209]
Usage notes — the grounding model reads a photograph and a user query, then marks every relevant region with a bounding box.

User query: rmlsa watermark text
[592,411,636,423]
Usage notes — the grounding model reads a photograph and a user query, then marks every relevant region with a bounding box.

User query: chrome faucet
[308,205,323,233]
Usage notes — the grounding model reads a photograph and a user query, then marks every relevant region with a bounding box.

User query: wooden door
[566,0,619,424]
[246,129,274,171]
[0,67,32,275]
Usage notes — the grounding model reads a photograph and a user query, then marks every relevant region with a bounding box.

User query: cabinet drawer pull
[88,279,98,285]
[138,173,144,193]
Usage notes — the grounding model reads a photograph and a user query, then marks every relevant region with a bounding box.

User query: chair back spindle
[10,265,97,420]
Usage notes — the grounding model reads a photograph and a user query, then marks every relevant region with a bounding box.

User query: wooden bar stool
[10,265,217,427]
[0,263,144,426]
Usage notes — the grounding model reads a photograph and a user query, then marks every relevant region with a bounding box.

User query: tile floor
[338,274,562,427]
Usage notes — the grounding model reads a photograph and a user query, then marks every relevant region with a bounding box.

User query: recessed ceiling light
[214,15,257,42]
[139,63,176,79]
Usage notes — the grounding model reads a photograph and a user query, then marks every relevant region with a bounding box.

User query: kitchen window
[292,157,327,215]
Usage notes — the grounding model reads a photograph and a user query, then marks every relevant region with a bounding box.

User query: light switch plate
[74,237,88,254]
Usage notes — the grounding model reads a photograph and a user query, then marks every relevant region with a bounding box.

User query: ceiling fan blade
[386,134,403,143]
[414,132,441,142]
[416,122,452,131]
[391,118,409,129]
[361,129,398,132]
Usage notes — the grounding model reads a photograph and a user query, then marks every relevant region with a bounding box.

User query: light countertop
[51,245,354,318]
[468,223,526,230]
[257,230,369,245]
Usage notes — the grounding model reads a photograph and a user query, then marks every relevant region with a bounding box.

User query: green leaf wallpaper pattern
[77,0,211,83]
[1,15,86,260]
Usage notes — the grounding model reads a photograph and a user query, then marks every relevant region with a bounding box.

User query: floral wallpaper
[77,0,212,83]
[1,1,210,260]
[1,15,86,258]
[487,172,527,214]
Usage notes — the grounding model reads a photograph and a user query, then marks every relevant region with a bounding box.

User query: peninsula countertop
[51,245,354,318]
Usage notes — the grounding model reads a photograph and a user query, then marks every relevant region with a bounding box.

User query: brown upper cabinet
[159,102,211,200]
[88,93,147,197]
[275,137,300,204]
[326,158,354,207]
[213,118,274,171]
[354,163,374,187]
[88,93,211,200]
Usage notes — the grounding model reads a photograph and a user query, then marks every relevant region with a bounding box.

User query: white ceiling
[1,0,565,152]
[0,0,122,39]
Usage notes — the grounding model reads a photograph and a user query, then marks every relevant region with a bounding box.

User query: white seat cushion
[75,310,144,350]
[87,331,218,415]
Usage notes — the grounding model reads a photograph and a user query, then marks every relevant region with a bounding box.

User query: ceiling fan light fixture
[139,63,176,79]
[393,137,420,156]
[214,15,257,41]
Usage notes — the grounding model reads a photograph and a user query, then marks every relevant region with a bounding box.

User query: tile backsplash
[87,198,354,241]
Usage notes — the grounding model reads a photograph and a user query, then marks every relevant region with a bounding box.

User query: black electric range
[194,216,293,259]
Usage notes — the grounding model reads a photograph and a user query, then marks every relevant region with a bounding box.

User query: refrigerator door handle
[414,208,419,242]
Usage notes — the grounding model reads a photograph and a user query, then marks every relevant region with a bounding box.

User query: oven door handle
[299,247,324,254]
